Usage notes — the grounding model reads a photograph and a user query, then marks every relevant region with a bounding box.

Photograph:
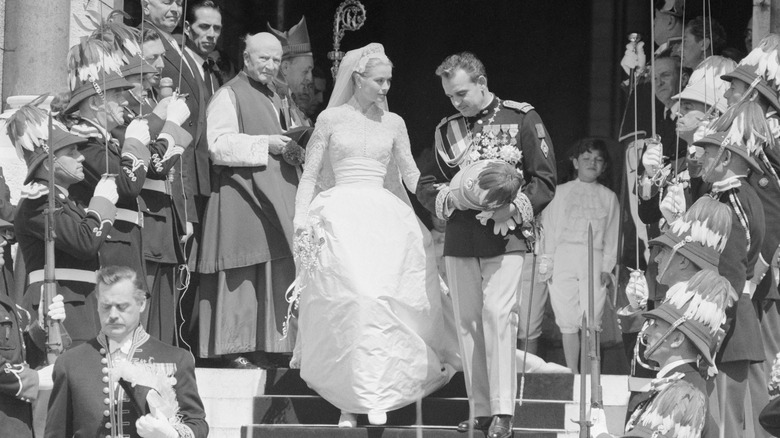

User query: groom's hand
[269,135,292,155]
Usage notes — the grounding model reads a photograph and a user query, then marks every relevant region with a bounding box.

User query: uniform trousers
[445,253,524,416]
[517,255,548,341]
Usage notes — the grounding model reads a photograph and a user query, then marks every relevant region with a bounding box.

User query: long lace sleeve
[293,113,331,230]
[390,114,420,193]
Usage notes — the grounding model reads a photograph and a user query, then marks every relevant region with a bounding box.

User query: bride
[291,43,453,427]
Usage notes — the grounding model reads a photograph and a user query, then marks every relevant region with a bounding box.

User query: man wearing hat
[617,196,731,431]
[12,102,119,349]
[695,129,767,438]
[0,217,68,438]
[268,16,314,128]
[115,53,196,345]
[614,269,734,437]
[65,40,153,297]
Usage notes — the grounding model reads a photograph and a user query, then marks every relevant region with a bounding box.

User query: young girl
[540,138,619,373]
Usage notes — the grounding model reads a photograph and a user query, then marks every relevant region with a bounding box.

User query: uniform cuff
[512,192,533,224]
[435,187,453,220]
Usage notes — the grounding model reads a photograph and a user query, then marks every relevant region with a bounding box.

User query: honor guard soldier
[12,101,119,349]
[0,218,67,438]
[64,39,152,293]
[417,52,557,438]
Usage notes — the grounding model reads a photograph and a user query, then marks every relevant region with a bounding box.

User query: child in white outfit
[540,138,619,373]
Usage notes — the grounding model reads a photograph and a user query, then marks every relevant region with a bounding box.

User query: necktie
[203,58,216,99]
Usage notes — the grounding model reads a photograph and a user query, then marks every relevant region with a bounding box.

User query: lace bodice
[294,99,420,229]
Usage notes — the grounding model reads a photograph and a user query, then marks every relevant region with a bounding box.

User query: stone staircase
[196,368,630,438]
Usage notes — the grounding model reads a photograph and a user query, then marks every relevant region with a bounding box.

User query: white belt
[628,376,652,393]
[28,268,97,284]
[116,208,143,226]
[142,179,170,195]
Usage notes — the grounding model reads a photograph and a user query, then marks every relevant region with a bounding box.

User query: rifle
[42,111,64,365]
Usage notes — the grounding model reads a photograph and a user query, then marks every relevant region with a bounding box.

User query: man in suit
[417,52,557,438]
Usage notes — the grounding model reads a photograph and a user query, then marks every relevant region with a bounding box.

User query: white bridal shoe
[368,411,387,425]
[338,412,357,428]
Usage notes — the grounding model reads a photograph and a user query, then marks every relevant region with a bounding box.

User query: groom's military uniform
[417,96,557,417]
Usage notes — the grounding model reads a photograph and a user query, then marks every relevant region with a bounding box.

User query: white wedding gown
[293,99,454,414]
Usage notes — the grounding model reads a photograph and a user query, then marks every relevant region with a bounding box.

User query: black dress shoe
[228,356,259,369]
[487,415,513,438]
[457,416,492,432]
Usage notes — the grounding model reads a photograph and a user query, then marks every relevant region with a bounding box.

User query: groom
[417,52,557,438]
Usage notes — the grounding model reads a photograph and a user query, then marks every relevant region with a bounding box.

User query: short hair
[566,137,613,187]
[435,52,486,82]
[686,16,727,55]
[141,27,161,43]
[96,266,146,303]
[186,0,220,25]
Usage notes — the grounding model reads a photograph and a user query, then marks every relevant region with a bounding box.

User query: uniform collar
[466,95,499,124]
[711,175,745,193]
[656,359,697,379]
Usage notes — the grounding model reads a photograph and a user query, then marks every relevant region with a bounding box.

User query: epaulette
[19,182,49,200]
[503,100,534,113]
[436,113,461,129]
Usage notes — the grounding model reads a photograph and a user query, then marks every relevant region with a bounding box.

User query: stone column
[2,0,71,101]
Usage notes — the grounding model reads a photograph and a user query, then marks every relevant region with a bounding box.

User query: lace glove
[136,413,178,438]
[641,138,663,176]
[93,175,119,205]
[538,254,554,282]
[625,269,648,310]
[126,119,151,146]
[166,98,190,126]
[36,364,54,391]
[659,183,685,224]
[620,41,645,75]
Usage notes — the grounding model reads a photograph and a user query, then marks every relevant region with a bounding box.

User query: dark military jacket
[417,96,557,257]
[14,183,114,346]
[69,121,152,290]
[45,327,208,438]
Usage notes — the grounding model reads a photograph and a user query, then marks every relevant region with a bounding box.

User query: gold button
[103,398,110,405]
[105,422,111,429]
[100,348,107,354]
[103,387,110,394]
[101,358,108,364]
[102,367,109,374]
[102,376,109,383]
[103,410,110,417]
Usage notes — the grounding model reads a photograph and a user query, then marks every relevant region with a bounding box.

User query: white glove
[93,175,119,205]
[641,139,663,176]
[37,364,54,391]
[181,222,194,245]
[492,218,516,236]
[620,41,646,75]
[589,406,610,436]
[660,183,686,224]
[136,413,178,438]
[151,96,173,120]
[538,254,554,282]
[625,269,649,310]
[166,98,190,126]
[47,294,66,322]
[476,210,494,226]
[125,119,151,146]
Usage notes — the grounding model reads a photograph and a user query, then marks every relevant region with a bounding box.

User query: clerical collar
[244,72,274,99]
[656,359,697,379]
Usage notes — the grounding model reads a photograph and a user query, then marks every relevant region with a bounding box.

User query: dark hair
[186,0,220,25]
[435,52,486,82]
[686,16,727,56]
[566,137,612,187]
[96,266,146,303]
[141,27,161,43]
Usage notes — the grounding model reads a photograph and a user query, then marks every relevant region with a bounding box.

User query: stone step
[263,370,576,401]
[241,425,559,438]
[253,395,568,429]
